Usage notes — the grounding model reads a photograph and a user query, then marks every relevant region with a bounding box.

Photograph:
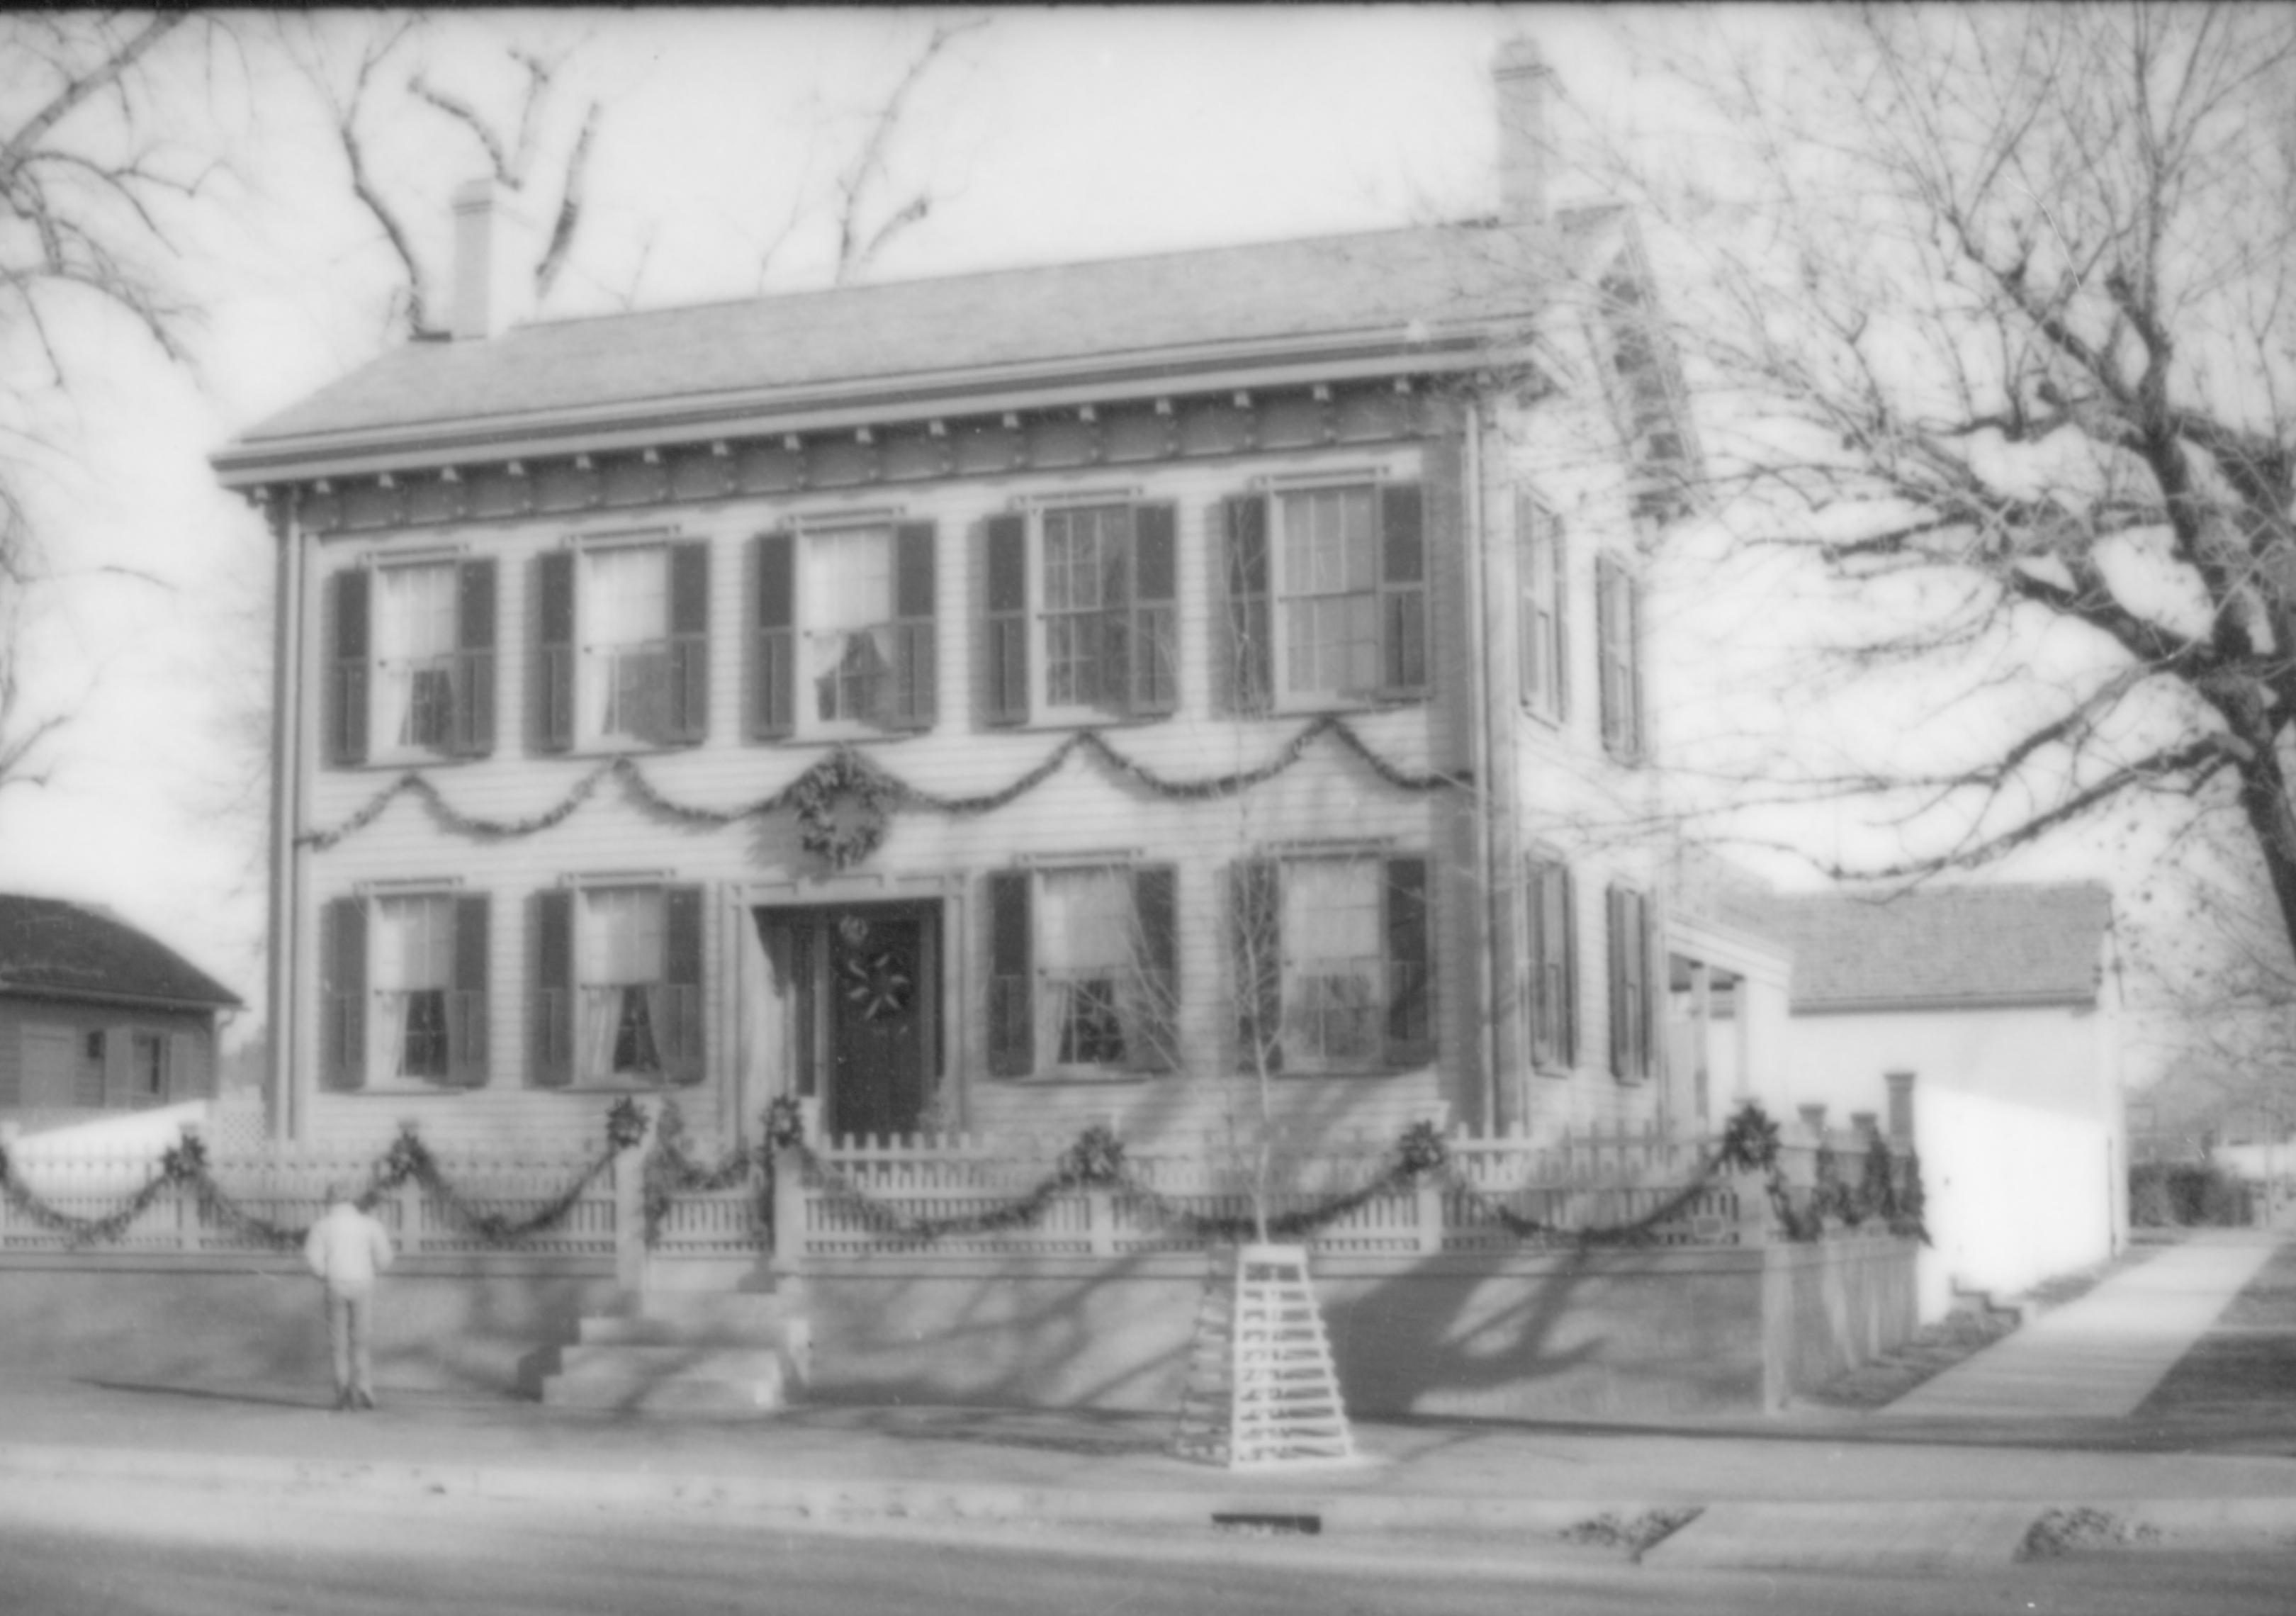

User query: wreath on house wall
[787,748,902,869]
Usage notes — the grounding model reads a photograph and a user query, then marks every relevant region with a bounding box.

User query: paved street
[1,1230,2293,1612]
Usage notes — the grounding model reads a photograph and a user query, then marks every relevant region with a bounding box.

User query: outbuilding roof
[0,894,244,1012]
[1726,882,2113,1014]
[214,213,1617,478]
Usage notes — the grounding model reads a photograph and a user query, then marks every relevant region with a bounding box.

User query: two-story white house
[212,41,1698,1174]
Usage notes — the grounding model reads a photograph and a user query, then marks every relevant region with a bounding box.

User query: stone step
[578,1313,810,1351]
[627,1291,802,1329]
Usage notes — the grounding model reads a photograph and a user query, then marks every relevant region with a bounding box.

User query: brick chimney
[451,178,536,342]
[1492,36,1555,225]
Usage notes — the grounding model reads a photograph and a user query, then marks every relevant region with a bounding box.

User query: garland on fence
[642,1099,765,1244]
[300,715,1467,855]
[0,1099,653,1252]
[757,1100,1930,1252]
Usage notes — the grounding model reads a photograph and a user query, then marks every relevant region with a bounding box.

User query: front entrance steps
[541,1291,811,1415]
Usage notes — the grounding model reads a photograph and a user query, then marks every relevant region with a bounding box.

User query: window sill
[329,752,481,772]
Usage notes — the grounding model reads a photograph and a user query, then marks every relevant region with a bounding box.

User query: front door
[826,909,930,1140]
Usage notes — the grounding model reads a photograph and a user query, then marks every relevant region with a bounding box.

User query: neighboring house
[1722,882,2126,1320]
[207,42,1711,1172]
[0,894,243,1129]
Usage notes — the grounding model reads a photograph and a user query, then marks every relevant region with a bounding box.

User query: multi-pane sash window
[1596,555,1645,761]
[1517,495,1568,721]
[984,865,1176,1077]
[319,893,490,1090]
[130,1031,168,1106]
[1606,883,1657,1082]
[529,885,704,1087]
[1230,855,1431,1074]
[535,542,709,751]
[1525,856,1577,1072]
[754,523,935,736]
[327,561,497,765]
[1222,483,1424,710]
[981,505,1176,725]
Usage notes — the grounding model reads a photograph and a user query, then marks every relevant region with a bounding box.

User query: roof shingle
[1723,883,2112,1012]
[0,894,243,1011]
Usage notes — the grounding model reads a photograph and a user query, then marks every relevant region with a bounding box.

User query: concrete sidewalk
[1,1233,2290,1571]
[1884,1233,2281,1421]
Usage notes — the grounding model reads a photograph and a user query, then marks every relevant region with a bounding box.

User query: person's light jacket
[304,1202,395,1291]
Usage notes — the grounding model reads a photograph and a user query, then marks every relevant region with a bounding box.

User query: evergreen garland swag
[300,716,1466,854]
[0,1101,652,1252]
[764,1102,1928,1250]
[643,1099,767,1244]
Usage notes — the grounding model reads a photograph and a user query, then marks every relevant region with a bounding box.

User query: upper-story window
[1517,495,1568,723]
[755,522,935,738]
[319,892,489,1090]
[1594,554,1645,762]
[535,541,709,753]
[1221,483,1425,712]
[530,884,704,1087]
[1231,853,1431,1074]
[981,504,1176,726]
[985,864,1176,1078]
[325,561,497,766]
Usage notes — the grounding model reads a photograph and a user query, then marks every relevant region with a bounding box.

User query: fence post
[396,1169,425,1262]
[772,1146,806,1267]
[1414,1181,1444,1255]
[1088,1186,1117,1258]
[614,1139,648,1292]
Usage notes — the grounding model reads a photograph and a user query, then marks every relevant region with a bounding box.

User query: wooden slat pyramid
[1171,1242,1355,1469]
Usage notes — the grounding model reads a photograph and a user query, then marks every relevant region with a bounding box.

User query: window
[536,542,709,751]
[320,894,489,1090]
[77,1030,106,1107]
[981,505,1176,725]
[755,523,935,737]
[1222,483,1425,710]
[985,865,1176,1077]
[326,560,497,765]
[1517,495,1568,721]
[130,1031,169,1105]
[1524,856,1577,1072]
[1595,555,1644,761]
[1606,883,1657,1081]
[530,885,703,1087]
[1230,855,1431,1074]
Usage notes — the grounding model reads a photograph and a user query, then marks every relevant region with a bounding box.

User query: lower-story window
[1232,853,1432,1074]
[320,892,489,1090]
[986,865,1176,1078]
[530,884,704,1087]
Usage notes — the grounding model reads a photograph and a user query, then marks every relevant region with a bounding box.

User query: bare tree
[825,17,989,286]
[0,12,224,793]
[1577,7,2296,971]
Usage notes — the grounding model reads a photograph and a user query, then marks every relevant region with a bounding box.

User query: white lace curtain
[373,565,457,750]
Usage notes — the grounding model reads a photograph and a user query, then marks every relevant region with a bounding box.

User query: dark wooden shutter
[888,521,938,729]
[663,885,704,1084]
[535,551,575,753]
[1528,859,1576,1070]
[1222,497,1272,713]
[1598,556,1641,759]
[1130,503,1178,716]
[531,889,574,1088]
[1552,525,1572,724]
[665,542,710,744]
[452,559,497,756]
[986,871,1032,1076]
[320,896,367,1091]
[1231,859,1282,1073]
[1379,483,1427,694]
[1133,864,1178,1070]
[1383,857,1432,1065]
[753,532,795,739]
[1609,885,1649,1080]
[327,570,370,767]
[448,894,489,1087]
[983,515,1029,726]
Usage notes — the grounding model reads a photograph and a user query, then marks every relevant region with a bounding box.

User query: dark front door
[826,909,928,1140]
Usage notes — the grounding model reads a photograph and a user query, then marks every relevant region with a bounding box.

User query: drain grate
[1211,1513,1323,1537]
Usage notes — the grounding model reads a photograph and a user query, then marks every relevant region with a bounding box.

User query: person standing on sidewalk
[303,1183,395,1412]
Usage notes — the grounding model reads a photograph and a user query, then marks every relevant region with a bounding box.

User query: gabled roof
[1723,882,2112,1014]
[214,212,1622,481]
[0,894,243,1012]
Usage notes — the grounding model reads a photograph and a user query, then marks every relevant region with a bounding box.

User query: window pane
[374,565,458,751]
[1278,489,1378,696]
[583,548,670,741]
[1039,868,1137,1067]
[1042,507,1129,711]
[580,889,666,1079]
[804,528,893,722]
[1281,859,1381,1065]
